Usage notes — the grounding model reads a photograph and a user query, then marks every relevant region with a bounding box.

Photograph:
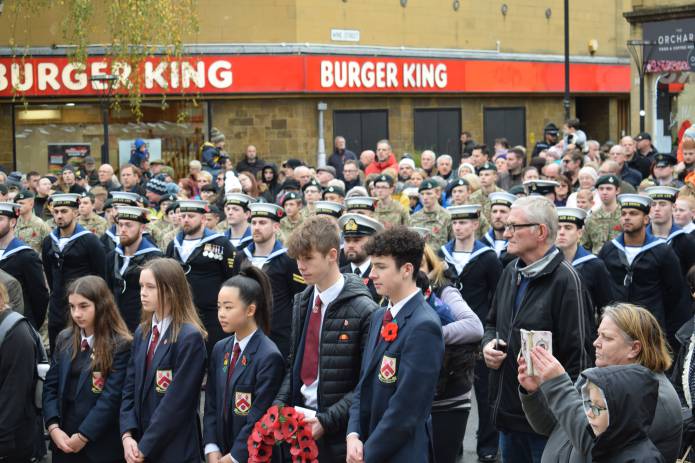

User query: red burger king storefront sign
[0,54,630,98]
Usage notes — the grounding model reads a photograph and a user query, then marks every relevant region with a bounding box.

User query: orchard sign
[0,54,629,97]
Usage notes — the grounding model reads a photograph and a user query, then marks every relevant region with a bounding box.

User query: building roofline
[623,4,695,24]
[0,42,630,65]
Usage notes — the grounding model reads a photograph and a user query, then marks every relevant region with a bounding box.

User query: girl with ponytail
[203,266,285,463]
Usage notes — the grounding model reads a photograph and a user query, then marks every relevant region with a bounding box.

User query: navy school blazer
[203,330,284,462]
[347,292,444,463]
[120,322,207,462]
[43,329,130,462]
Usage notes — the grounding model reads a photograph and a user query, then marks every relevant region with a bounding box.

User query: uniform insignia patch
[155,369,173,393]
[234,391,252,416]
[378,355,397,383]
[91,372,105,393]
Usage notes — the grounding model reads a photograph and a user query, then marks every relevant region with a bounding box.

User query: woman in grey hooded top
[518,303,681,463]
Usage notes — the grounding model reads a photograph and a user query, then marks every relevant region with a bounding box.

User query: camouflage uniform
[410,204,451,250]
[78,213,108,236]
[476,215,491,240]
[467,186,504,223]
[15,213,51,254]
[279,214,304,244]
[300,204,316,218]
[581,206,621,254]
[375,199,410,229]
[159,226,180,252]
[149,219,175,251]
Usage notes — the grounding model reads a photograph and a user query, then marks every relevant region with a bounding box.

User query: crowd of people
[2,119,695,463]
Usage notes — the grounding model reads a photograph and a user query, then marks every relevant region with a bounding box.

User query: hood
[582,364,658,458]
[135,138,146,150]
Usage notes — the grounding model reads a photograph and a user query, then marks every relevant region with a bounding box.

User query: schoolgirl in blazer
[43,275,132,463]
[203,266,285,463]
[120,258,207,463]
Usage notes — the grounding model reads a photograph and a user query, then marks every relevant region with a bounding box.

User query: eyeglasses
[583,400,608,417]
[503,223,539,233]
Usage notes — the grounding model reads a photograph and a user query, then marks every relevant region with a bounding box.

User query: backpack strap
[0,311,47,363]
[0,311,25,350]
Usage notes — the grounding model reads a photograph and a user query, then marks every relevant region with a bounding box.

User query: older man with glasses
[481,196,594,463]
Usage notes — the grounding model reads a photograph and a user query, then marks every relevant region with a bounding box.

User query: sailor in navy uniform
[645,186,695,277]
[100,191,140,254]
[165,200,239,354]
[315,201,348,268]
[345,196,377,218]
[105,206,163,331]
[598,194,691,343]
[339,213,384,303]
[42,193,106,353]
[556,207,614,316]
[0,201,49,330]
[439,204,503,461]
[245,202,306,360]
[482,192,516,267]
[223,193,254,251]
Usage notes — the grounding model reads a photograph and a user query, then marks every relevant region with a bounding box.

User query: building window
[483,107,526,150]
[14,101,206,176]
[333,110,389,154]
[414,108,462,165]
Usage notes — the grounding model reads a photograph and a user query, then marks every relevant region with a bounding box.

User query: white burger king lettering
[320,59,448,89]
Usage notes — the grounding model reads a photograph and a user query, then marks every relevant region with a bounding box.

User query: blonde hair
[422,245,449,289]
[602,303,672,373]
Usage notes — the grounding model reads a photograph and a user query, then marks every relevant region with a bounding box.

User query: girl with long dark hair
[43,276,132,462]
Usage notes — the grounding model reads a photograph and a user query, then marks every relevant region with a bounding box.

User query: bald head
[360,150,375,167]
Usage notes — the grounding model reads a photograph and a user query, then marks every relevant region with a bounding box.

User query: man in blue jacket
[346,227,444,463]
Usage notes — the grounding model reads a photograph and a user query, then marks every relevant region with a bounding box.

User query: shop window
[483,107,526,150]
[14,101,206,177]
[414,108,462,166]
[333,110,388,154]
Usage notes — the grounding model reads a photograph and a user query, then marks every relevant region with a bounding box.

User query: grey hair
[376,139,391,149]
[511,196,558,244]
[437,154,453,165]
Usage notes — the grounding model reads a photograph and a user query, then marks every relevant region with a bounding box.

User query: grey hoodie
[520,367,681,463]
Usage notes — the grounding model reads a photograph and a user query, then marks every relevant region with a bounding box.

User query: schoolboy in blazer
[346,227,444,463]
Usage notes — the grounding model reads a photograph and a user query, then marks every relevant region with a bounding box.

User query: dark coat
[106,238,163,332]
[482,248,595,434]
[42,225,106,330]
[583,365,665,463]
[328,149,357,181]
[275,274,376,462]
[347,292,444,463]
[0,310,43,459]
[0,237,49,329]
[647,223,695,278]
[120,322,207,462]
[598,233,691,342]
[43,330,130,462]
[340,262,380,303]
[440,239,503,322]
[203,331,284,462]
[571,245,614,316]
[242,241,306,360]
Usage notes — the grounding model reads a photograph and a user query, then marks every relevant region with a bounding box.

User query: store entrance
[14,101,207,177]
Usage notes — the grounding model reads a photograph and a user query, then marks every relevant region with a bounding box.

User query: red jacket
[364,154,398,176]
